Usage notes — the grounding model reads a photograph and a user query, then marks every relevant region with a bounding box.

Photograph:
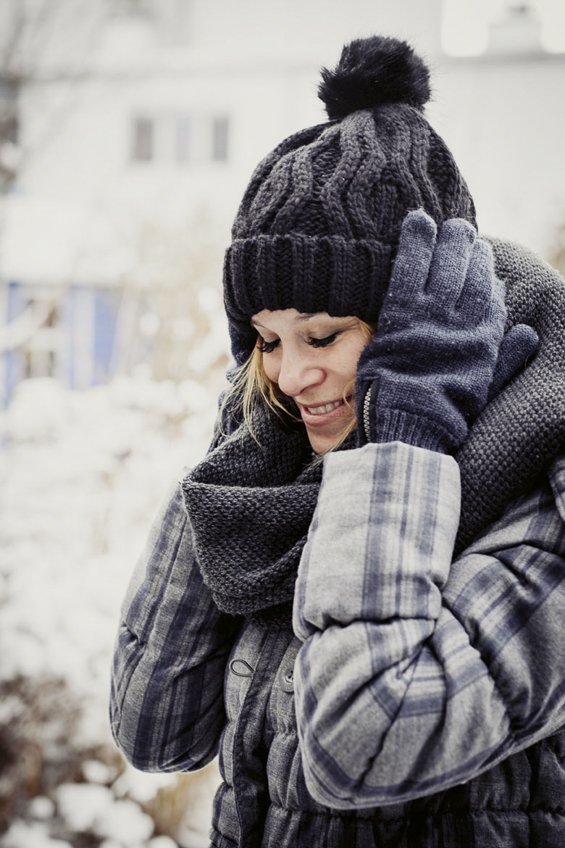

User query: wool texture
[356,210,507,453]
[184,239,565,619]
[223,36,476,366]
[455,237,565,552]
[318,35,431,119]
[182,406,320,621]
[187,36,565,618]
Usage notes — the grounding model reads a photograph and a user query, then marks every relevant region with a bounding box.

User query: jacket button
[229,659,254,678]
[281,669,295,692]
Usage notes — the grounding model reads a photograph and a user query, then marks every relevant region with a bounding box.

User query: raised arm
[293,442,565,808]
[292,209,561,808]
[110,481,240,772]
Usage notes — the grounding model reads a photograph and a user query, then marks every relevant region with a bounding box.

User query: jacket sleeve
[110,480,241,772]
[293,441,565,808]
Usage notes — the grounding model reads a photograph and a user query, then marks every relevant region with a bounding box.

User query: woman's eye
[256,338,280,354]
[308,333,338,349]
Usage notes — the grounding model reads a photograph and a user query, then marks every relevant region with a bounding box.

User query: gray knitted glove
[356,209,510,453]
[487,322,539,402]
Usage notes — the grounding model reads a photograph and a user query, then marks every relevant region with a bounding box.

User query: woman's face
[251,308,369,454]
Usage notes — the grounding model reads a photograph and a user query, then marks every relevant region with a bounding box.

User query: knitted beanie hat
[224,35,477,365]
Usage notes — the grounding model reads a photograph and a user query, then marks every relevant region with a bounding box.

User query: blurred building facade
[436,3,565,256]
[0,0,564,406]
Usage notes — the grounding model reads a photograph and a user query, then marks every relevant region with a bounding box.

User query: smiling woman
[249,309,371,453]
[110,33,565,848]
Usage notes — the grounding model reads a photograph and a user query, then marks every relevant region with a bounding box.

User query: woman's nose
[276,349,324,398]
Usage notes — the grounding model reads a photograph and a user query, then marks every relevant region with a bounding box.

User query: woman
[110,36,565,847]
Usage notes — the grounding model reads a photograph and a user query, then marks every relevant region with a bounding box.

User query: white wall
[430,53,565,256]
[5,0,565,289]
[8,0,445,283]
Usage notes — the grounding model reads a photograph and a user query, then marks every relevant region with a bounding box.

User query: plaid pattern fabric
[110,443,565,847]
[294,442,565,808]
[110,482,241,773]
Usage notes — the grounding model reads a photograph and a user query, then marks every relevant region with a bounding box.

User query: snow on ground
[0,371,227,847]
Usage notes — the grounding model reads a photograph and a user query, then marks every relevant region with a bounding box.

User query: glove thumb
[488,324,539,401]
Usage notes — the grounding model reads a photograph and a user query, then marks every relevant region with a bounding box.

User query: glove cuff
[358,396,457,454]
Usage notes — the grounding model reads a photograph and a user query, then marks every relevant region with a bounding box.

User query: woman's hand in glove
[356,209,538,453]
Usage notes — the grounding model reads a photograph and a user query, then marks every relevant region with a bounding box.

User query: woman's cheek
[262,354,280,385]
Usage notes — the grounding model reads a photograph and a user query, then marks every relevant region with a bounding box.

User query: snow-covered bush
[0,372,227,847]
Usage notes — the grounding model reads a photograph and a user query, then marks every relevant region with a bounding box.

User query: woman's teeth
[305,400,342,416]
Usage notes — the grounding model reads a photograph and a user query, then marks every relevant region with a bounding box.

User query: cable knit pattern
[188,240,565,621]
[224,105,476,366]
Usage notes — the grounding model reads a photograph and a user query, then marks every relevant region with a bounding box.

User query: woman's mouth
[298,397,352,426]
[304,399,343,416]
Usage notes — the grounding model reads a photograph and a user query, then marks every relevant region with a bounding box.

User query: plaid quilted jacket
[110,441,565,847]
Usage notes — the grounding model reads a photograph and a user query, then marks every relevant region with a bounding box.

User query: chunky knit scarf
[182,240,565,620]
[182,408,321,621]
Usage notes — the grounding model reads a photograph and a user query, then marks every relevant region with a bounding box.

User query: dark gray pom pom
[319,35,431,120]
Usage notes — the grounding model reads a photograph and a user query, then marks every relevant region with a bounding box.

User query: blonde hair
[223,318,373,454]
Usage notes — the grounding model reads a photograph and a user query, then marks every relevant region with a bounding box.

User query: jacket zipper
[363,388,372,442]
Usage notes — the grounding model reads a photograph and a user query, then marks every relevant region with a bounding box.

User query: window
[21,299,61,380]
[131,117,154,162]
[0,77,19,190]
[212,115,229,162]
[130,113,230,166]
[176,115,192,163]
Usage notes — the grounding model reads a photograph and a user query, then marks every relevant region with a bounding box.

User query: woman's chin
[305,419,353,454]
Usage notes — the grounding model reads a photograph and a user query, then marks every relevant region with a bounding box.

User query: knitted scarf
[182,240,565,620]
[182,408,322,622]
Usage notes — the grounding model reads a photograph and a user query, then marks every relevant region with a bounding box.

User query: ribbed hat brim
[224,233,393,365]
